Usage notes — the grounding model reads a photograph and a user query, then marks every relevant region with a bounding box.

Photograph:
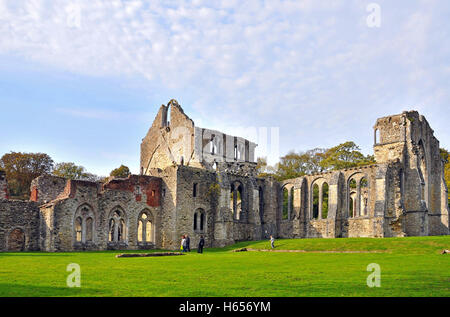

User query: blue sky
[0,0,449,176]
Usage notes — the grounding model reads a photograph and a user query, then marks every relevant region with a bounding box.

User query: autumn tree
[110,165,131,178]
[0,152,54,199]
[52,162,101,181]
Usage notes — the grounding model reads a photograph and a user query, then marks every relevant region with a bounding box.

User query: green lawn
[0,236,449,297]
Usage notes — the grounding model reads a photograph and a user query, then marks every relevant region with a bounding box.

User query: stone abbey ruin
[0,99,449,251]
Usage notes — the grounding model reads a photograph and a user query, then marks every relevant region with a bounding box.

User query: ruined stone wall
[279,164,395,239]
[30,175,67,204]
[194,127,257,169]
[175,166,217,249]
[273,111,448,240]
[374,111,449,236]
[0,199,40,251]
[145,166,179,249]
[39,176,162,252]
[157,163,275,249]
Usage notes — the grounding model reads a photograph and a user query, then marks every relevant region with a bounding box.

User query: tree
[275,148,327,181]
[256,157,268,175]
[53,162,101,182]
[256,157,276,178]
[110,165,131,178]
[53,162,86,179]
[319,142,376,171]
[0,152,54,199]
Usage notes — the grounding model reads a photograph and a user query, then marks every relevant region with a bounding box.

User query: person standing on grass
[185,234,191,252]
[270,235,275,249]
[197,236,205,254]
[181,235,186,252]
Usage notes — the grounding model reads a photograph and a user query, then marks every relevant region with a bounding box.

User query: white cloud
[1,0,450,158]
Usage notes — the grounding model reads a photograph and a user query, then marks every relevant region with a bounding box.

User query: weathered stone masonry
[0,102,448,252]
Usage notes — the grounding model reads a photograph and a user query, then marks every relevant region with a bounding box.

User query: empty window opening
[322,183,329,219]
[194,209,206,233]
[146,221,152,242]
[138,212,153,243]
[348,178,357,218]
[282,187,289,220]
[200,213,205,231]
[119,219,125,241]
[360,178,369,216]
[312,184,319,219]
[259,187,264,224]
[75,217,82,242]
[290,187,294,219]
[109,219,115,242]
[236,186,242,219]
[230,183,244,220]
[193,183,198,197]
[86,217,93,242]
[108,209,127,243]
[210,136,218,155]
[375,129,380,144]
[138,220,143,242]
[193,213,198,231]
[74,205,95,245]
[349,197,354,217]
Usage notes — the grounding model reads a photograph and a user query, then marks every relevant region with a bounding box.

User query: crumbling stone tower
[374,111,449,235]
[140,99,257,173]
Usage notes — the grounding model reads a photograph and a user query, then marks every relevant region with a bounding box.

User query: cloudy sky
[1,0,449,176]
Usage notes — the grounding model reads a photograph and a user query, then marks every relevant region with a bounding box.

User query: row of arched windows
[281,174,370,220]
[73,206,155,245]
[228,182,264,222]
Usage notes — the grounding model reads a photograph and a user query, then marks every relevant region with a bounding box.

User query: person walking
[181,235,186,252]
[197,236,205,254]
[185,234,191,252]
[270,235,275,249]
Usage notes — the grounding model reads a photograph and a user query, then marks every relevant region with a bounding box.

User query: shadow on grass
[0,283,104,297]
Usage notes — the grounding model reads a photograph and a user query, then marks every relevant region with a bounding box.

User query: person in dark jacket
[197,236,205,253]
[185,234,191,252]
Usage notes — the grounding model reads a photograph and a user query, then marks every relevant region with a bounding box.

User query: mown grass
[0,236,448,297]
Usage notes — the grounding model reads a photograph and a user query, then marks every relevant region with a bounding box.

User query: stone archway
[8,228,25,251]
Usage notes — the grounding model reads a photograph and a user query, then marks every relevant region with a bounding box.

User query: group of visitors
[180,234,205,253]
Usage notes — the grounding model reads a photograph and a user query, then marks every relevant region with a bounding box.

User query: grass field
[0,236,449,297]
